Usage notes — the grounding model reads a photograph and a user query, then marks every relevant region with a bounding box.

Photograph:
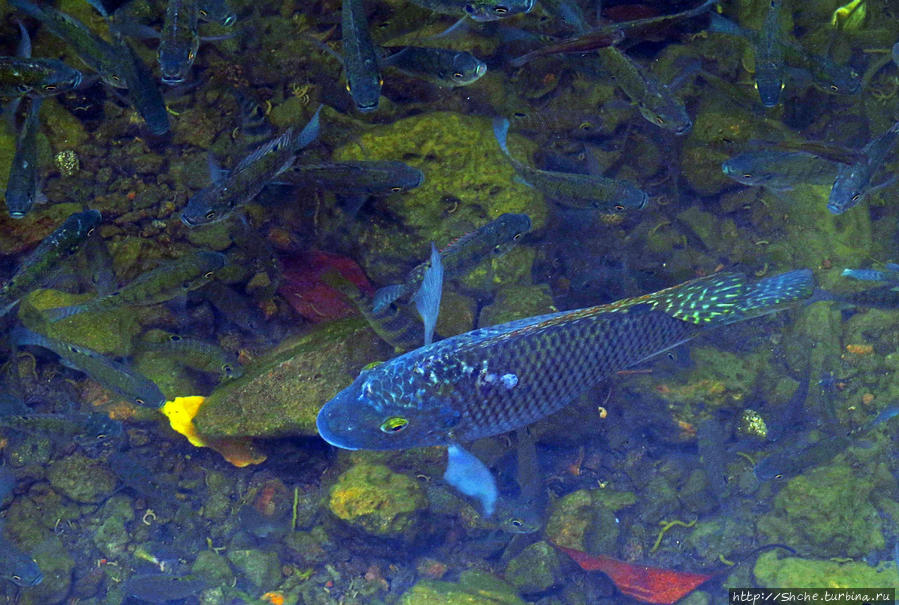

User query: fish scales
[318,270,815,449]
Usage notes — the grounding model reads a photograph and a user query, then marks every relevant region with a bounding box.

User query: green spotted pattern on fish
[0,209,101,316]
[317,269,815,450]
[45,250,227,322]
[371,213,531,312]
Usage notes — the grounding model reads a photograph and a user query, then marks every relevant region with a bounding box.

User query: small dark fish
[507,109,604,139]
[46,250,226,321]
[493,118,648,211]
[408,0,534,21]
[158,0,200,85]
[380,46,486,87]
[198,0,236,26]
[135,329,242,381]
[842,263,899,284]
[180,106,321,226]
[0,209,101,315]
[12,328,166,408]
[122,573,207,603]
[201,281,267,334]
[0,466,40,588]
[113,37,171,135]
[721,150,838,191]
[828,121,899,214]
[288,160,424,195]
[696,418,728,503]
[0,56,82,98]
[318,269,816,450]
[10,0,128,88]
[754,0,786,107]
[322,269,428,352]
[494,427,543,533]
[594,46,692,134]
[342,0,381,112]
[765,365,810,443]
[371,212,531,312]
[80,233,117,295]
[5,97,43,219]
[0,411,122,449]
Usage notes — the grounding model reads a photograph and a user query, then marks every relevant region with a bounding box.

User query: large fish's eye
[494,5,509,14]
[380,416,409,433]
[510,518,523,528]
[43,84,57,91]
[205,210,216,220]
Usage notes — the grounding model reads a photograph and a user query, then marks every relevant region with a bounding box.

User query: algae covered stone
[756,463,884,557]
[504,541,561,593]
[754,550,899,588]
[46,452,117,503]
[193,317,383,438]
[544,488,635,552]
[401,569,525,605]
[328,462,427,537]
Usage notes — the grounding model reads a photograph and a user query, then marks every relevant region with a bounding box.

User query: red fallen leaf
[278,250,373,322]
[556,545,713,604]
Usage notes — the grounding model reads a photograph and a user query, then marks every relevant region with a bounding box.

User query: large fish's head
[827,169,863,214]
[158,38,200,85]
[316,369,461,450]
[448,52,488,87]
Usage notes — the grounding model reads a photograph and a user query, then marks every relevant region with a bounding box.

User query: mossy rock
[754,550,899,589]
[401,569,525,605]
[328,462,427,537]
[193,317,383,438]
[504,541,561,593]
[46,453,117,503]
[544,488,635,552]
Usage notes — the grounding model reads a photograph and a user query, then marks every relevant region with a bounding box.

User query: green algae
[757,463,885,557]
[19,288,140,356]
[132,352,203,401]
[754,550,899,589]
[193,317,385,438]
[544,488,635,552]
[46,452,117,504]
[226,548,281,590]
[478,284,555,328]
[40,97,89,150]
[331,111,547,284]
[504,541,561,594]
[327,462,427,537]
[401,569,525,605]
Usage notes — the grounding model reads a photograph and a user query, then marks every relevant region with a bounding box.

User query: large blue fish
[317,269,815,450]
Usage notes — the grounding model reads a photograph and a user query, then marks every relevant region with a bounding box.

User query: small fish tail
[293,105,322,151]
[492,117,511,156]
[371,284,405,313]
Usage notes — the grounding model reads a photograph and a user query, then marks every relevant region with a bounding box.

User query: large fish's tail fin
[645,269,814,326]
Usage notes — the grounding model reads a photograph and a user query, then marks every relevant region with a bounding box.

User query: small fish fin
[299,33,345,66]
[512,175,533,188]
[868,174,898,194]
[412,242,444,346]
[83,0,109,17]
[492,117,512,156]
[292,104,322,151]
[444,444,498,517]
[427,16,469,40]
[0,299,19,318]
[44,304,88,323]
[371,284,405,313]
[207,153,226,184]
[842,268,887,282]
[15,18,31,58]
[199,33,237,42]
[707,12,746,37]
[378,46,411,68]
[233,129,295,173]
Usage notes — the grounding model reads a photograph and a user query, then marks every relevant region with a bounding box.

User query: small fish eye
[96,433,107,440]
[43,84,57,91]
[182,281,191,288]
[380,416,409,433]
[464,3,475,13]
[87,228,95,236]
[775,473,783,479]
[11,576,20,583]
[16,84,31,93]
[851,193,861,201]
[614,204,625,211]
[135,398,145,405]
[830,84,839,92]
[494,5,508,13]
[205,210,216,219]
[189,51,196,61]
[512,232,522,240]
[170,334,182,341]
[579,121,593,130]
[345,82,352,93]
[199,8,208,16]
[452,72,464,79]
[203,271,214,279]
[655,116,665,125]
[390,186,402,192]
[223,14,235,26]
[223,364,233,375]
[742,173,752,179]
[510,518,523,527]
[378,77,384,86]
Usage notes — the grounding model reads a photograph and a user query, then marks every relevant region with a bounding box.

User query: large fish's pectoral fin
[444,443,498,517]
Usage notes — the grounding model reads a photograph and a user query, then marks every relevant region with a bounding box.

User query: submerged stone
[328,462,427,537]
[401,569,525,605]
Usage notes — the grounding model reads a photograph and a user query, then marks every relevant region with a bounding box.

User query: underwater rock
[16,535,74,605]
[20,288,140,356]
[46,453,117,503]
[504,541,561,593]
[400,569,526,605]
[226,548,281,590]
[327,462,427,537]
[754,550,899,587]
[193,317,384,438]
[544,488,636,552]
[191,550,235,587]
[331,111,547,285]
[478,283,555,328]
[756,463,884,557]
